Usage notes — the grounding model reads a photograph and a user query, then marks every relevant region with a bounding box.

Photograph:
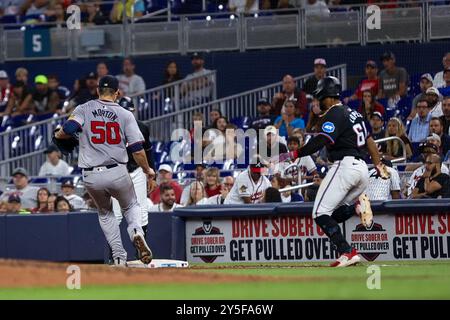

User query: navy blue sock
[315,215,352,254]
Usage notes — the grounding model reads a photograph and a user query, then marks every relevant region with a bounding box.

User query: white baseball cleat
[356,193,373,228]
[133,232,153,265]
[330,248,361,267]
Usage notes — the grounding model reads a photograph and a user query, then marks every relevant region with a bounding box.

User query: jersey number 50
[91,121,121,144]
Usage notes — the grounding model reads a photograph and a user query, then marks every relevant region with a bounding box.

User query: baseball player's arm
[131,147,155,178]
[55,120,81,139]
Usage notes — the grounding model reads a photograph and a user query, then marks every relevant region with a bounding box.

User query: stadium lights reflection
[206,15,211,21]
[20,26,26,31]
[230,14,235,20]
[218,4,224,10]
[139,98,145,104]
[11,136,20,149]
[254,13,258,18]
[34,135,42,150]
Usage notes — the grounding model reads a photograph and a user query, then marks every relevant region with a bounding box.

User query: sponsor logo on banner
[186,216,339,263]
[190,220,226,263]
[348,213,450,261]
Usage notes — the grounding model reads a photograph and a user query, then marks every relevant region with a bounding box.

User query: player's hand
[144,167,156,180]
[270,151,297,165]
[375,163,390,180]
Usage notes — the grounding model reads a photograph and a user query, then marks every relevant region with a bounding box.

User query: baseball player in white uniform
[54,75,155,266]
[225,162,271,204]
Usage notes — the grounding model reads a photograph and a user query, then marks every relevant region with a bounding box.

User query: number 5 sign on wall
[24,28,51,57]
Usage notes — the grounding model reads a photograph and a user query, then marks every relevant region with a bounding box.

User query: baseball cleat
[356,193,373,228]
[133,232,153,264]
[330,248,361,267]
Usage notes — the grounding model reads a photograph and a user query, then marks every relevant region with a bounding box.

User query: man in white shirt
[366,159,401,201]
[228,0,258,14]
[148,184,182,212]
[116,57,146,96]
[225,162,271,204]
[434,52,450,89]
[426,87,443,118]
[61,180,87,210]
[202,176,235,205]
[304,0,330,18]
[38,145,71,176]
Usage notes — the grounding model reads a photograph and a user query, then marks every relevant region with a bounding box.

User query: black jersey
[127,120,155,173]
[318,104,369,162]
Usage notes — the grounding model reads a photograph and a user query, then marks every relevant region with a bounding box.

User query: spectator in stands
[412,154,450,199]
[433,52,450,89]
[358,90,385,122]
[15,67,28,86]
[378,51,409,100]
[47,193,56,212]
[305,98,322,132]
[407,73,434,121]
[45,1,65,24]
[304,0,330,18]
[430,117,450,157]
[117,57,146,96]
[259,125,288,164]
[251,98,275,131]
[224,162,271,204]
[32,75,60,115]
[0,0,25,16]
[110,0,145,23]
[150,164,183,204]
[366,159,401,201]
[55,196,73,213]
[31,187,51,213]
[441,96,450,135]
[5,195,29,214]
[0,70,12,112]
[204,167,222,198]
[271,173,303,203]
[163,61,182,85]
[0,167,39,209]
[181,52,214,105]
[205,123,243,162]
[272,75,307,118]
[405,142,449,197]
[68,72,98,111]
[148,184,182,212]
[96,62,109,78]
[304,166,327,202]
[203,176,235,205]
[426,87,443,118]
[274,100,305,139]
[82,1,108,25]
[208,109,222,127]
[263,187,282,203]
[303,58,327,95]
[0,201,7,213]
[190,111,205,140]
[203,116,228,147]
[61,180,86,210]
[369,112,385,141]
[344,60,379,104]
[48,74,70,103]
[409,99,433,143]
[38,145,71,176]
[438,68,450,97]
[383,117,412,160]
[228,0,259,13]
[279,136,317,185]
[0,81,33,117]
[20,0,50,16]
[186,181,208,206]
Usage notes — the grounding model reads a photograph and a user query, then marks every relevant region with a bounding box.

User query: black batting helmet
[118,96,135,112]
[313,76,341,101]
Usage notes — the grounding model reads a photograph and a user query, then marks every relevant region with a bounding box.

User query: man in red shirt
[149,164,183,204]
[344,60,379,103]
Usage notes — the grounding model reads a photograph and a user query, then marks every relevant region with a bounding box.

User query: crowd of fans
[1,48,450,215]
[1,1,448,26]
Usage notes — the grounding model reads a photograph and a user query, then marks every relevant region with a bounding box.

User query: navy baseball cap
[191,52,204,60]
[257,98,270,105]
[98,75,119,91]
[381,51,395,61]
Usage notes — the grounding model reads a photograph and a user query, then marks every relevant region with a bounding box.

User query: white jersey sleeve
[389,167,401,191]
[301,156,317,174]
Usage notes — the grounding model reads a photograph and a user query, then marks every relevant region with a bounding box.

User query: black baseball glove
[52,128,79,155]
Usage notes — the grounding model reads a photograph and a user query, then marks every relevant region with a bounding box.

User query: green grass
[1,261,450,299]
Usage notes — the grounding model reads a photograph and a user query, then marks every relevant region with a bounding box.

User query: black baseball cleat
[133,230,153,264]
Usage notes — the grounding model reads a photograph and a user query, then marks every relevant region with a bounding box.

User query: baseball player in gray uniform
[54,75,155,266]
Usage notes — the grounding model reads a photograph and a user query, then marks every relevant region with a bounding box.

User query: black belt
[83,164,118,171]
[335,156,364,161]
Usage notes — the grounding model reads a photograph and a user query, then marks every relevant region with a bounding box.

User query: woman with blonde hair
[186,181,208,206]
[204,167,222,198]
[383,117,412,160]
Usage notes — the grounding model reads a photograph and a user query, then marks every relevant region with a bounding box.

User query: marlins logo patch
[322,121,335,133]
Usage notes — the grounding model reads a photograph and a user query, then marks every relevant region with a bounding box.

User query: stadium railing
[0,1,449,62]
[137,64,347,142]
